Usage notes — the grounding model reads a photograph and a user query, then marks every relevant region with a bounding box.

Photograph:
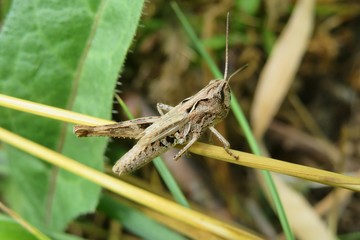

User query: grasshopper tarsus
[224,147,239,160]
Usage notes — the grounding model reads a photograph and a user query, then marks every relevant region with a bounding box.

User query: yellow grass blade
[1,93,359,191]
[0,94,111,125]
[189,142,360,191]
[0,201,50,240]
[0,127,261,240]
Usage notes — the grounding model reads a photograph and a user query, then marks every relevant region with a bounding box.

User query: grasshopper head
[217,63,248,109]
[217,80,231,109]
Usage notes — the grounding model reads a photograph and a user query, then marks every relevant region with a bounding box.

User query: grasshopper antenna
[223,13,248,82]
[228,64,248,82]
[224,12,230,81]
[224,12,249,82]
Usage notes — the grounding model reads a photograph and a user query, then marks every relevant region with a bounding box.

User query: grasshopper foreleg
[209,126,239,160]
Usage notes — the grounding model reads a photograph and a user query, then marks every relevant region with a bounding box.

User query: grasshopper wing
[74,116,159,139]
[136,111,188,143]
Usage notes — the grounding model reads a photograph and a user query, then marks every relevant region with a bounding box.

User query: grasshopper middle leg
[157,103,173,115]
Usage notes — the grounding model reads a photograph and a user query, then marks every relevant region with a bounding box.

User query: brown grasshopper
[74,14,246,175]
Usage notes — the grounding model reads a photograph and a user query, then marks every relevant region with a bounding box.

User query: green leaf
[0,215,37,240]
[98,195,187,240]
[0,0,144,231]
[0,214,84,240]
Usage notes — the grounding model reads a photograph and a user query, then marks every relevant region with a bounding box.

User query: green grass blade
[115,95,190,208]
[170,2,222,79]
[171,2,294,239]
[152,159,190,208]
[98,195,187,240]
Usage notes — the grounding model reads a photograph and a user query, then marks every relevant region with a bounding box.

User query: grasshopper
[73,14,246,175]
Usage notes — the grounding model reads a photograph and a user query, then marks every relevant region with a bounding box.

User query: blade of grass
[0,201,50,240]
[115,94,190,208]
[0,94,111,126]
[170,2,294,240]
[0,92,189,208]
[189,142,360,191]
[1,94,359,191]
[0,127,262,240]
[98,194,187,240]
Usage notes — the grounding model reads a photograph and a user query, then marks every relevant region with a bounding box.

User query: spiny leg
[209,126,239,160]
[157,103,173,115]
[173,134,200,161]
